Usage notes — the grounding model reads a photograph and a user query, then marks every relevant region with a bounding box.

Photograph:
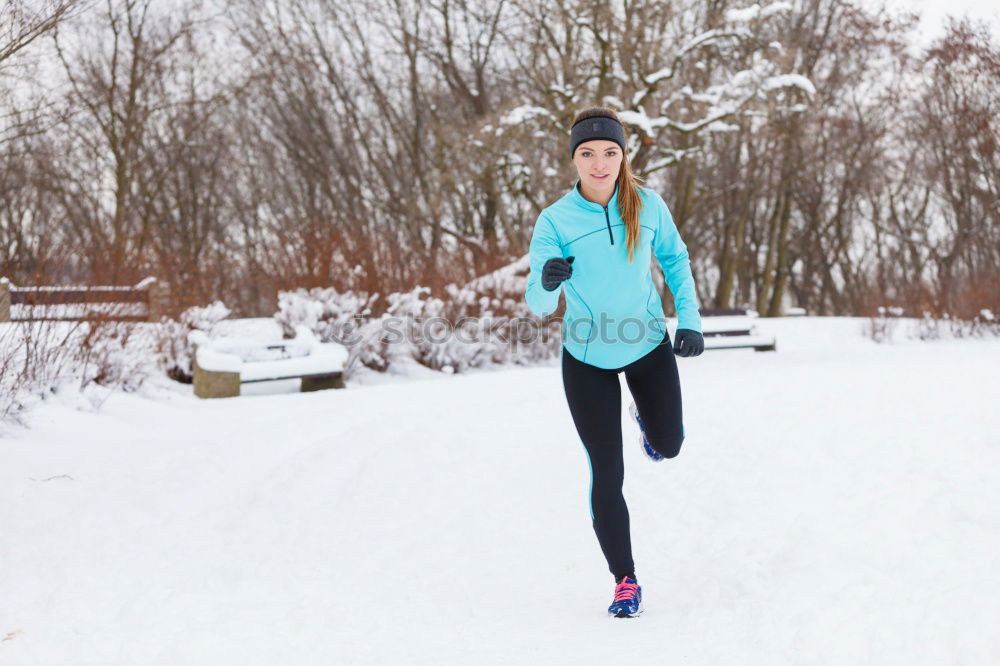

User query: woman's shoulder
[637,184,665,206]
[539,187,577,216]
[636,186,669,222]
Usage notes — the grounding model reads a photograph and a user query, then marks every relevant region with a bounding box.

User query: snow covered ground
[2,316,999,665]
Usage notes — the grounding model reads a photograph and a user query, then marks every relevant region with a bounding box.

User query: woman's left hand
[672,329,704,357]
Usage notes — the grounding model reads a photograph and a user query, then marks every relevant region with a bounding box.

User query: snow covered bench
[699,308,777,352]
[189,325,347,399]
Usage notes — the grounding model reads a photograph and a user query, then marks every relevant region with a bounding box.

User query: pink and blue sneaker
[629,402,665,462]
[608,575,643,617]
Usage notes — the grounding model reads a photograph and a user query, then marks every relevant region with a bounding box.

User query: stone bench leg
[0,278,10,322]
[192,356,241,399]
[301,373,345,392]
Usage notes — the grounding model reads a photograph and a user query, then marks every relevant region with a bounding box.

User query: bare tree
[908,18,1000,316]
[0,0,82,146]
[47,0,210,284]
[3,0,996,325]
[0,0,81,66]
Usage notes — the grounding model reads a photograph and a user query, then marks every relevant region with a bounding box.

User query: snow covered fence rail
[0,276,167,323]
[189,325,347,399]
[699,307,777,352]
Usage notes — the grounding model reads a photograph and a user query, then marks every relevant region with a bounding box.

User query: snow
[191,326,348,378]
[617,108,669,136]
[725,2,794,23]
[602,95,627,110]
[762,73,817,96]
[2,316,1000,664]
[193,346,244,373]
[760,1,794,18]
[497,105,553,126]
[642,28,753,89]
[7,285,144,292]
[706,120,740,132]
[237,351,345,381]
[726,4,763,22]
[10,303,148,319]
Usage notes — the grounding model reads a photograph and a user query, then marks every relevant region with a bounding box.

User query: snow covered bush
[947,309,999,338]
[273,287,387,376]
[273,256,561,376]
[864,305,904,342]
[864,305,1000,343]
[931,309,1000,339]
[0,318,162,427]
[380,286,484,373]
[274,287,376,346]
[76,321,159,391]
[379,256,561,373]
[151,301,231,382]
[915,311,942,340]
[435,255,562,369]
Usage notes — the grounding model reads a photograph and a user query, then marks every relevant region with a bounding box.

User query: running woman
[524,106,705,618]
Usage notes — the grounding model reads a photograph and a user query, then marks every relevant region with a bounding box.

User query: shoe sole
[610,602,645,618]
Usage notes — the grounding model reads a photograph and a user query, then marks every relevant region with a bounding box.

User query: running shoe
[629,401,664,462]
[608,575,643,618]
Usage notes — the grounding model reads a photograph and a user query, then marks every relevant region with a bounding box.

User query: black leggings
[561,331,685,581]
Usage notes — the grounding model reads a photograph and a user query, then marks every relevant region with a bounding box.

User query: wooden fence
[0,276,167,323]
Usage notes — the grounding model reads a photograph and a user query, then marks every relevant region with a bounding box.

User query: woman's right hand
[542,256,574,291]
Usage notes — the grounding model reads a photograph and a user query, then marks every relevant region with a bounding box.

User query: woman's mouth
[592,174,610,181]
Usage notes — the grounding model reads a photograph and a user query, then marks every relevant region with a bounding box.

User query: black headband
[569,116,627,158]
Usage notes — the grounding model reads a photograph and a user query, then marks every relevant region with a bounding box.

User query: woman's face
[572,139,623,193]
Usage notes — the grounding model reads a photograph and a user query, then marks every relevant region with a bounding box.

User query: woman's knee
[650,426,684,459]
[590,455,625,486]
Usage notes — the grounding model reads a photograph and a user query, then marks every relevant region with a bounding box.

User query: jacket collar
[570,179,618,211]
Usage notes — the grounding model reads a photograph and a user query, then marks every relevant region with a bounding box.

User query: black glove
[542,256,574,291]
[672,328,704,357]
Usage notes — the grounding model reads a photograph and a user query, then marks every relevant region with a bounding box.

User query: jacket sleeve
[524,211,563,317]
[651,192,702,334]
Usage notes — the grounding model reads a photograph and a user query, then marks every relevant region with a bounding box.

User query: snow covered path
[2,318,999,665]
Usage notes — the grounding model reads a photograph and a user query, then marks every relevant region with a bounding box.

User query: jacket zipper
[603,205,614,245]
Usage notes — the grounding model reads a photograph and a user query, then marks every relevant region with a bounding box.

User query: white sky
[880,0,1000,42]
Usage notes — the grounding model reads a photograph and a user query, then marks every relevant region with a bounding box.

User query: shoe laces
[613,578,639,602]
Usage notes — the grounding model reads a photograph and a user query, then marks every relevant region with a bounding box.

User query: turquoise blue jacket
[525,181,702,369]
